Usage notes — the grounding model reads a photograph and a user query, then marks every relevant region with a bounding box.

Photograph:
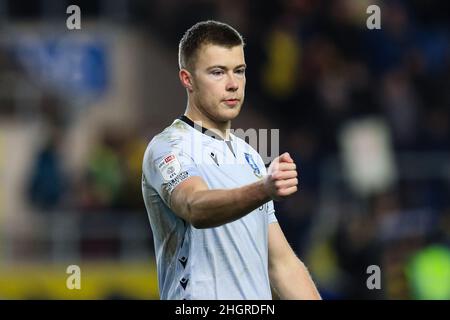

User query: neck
[185,100,231,140]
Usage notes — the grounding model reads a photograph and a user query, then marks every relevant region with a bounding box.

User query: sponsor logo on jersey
[165,171,190,193]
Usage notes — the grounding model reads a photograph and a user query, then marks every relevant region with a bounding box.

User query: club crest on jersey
[244,153,262,178]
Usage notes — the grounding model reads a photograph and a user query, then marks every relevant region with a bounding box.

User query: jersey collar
[178,115,231,142]
[178,115,236,157]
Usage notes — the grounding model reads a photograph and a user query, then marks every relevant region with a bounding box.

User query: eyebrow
[206,64,247,71]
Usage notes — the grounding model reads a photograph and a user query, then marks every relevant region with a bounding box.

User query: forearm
[170,152,297,228]
[270,256,321,300]
[185,180,270,228]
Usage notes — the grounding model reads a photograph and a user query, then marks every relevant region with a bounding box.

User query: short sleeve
[143,140,201,207]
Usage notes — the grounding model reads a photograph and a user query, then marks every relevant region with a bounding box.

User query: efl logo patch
[244,152,262,178]
[158,153,181,181]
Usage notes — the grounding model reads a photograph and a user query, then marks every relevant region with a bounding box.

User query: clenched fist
[264,152,298,201]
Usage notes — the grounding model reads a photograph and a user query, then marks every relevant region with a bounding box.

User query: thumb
[279,152,293,163]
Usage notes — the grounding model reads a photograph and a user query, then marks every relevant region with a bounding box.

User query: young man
[142,20,321,300]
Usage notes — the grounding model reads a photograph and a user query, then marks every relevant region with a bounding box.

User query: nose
[225,73,239,92]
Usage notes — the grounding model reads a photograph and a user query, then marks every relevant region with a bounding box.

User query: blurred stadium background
[0,0,449,299]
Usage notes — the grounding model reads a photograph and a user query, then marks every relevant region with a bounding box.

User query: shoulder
[144,119,194,162]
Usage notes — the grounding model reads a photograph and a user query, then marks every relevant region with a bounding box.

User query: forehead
[195,44,245,69]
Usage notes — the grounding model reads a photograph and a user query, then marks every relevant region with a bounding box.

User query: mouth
[222,99,240,107]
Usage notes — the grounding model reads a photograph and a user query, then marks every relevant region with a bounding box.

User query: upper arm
[170,176,209,222]
[268,222,298,272]
[268,222,322,300]
[143,141,207,222]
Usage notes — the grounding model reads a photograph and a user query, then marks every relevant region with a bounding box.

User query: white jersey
[142,116,277,300]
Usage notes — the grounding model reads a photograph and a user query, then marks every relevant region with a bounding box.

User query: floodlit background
[0,0,449,299]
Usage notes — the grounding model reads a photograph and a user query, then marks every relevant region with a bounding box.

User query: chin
[218,106,241,122]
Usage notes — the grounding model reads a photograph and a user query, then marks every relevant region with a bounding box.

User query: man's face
[190,44,246,123]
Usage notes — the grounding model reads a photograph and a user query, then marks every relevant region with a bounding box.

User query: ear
[179,69,194,92]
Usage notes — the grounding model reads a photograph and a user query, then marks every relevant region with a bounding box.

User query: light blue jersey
[142,116,277,300]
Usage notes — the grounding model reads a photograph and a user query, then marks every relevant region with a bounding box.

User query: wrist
[259,176,274,201]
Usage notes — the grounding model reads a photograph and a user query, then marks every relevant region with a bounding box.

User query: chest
[192,141,264,189]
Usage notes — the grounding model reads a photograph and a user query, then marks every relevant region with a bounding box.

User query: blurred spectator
[27,124,67,212]
[379,69,419,149]
[117,129,148,211]
[77,128,124,211]
[406,244,450,300]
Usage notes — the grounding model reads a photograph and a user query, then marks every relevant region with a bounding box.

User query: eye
[235,68,246,75]
[211,70,224,76]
